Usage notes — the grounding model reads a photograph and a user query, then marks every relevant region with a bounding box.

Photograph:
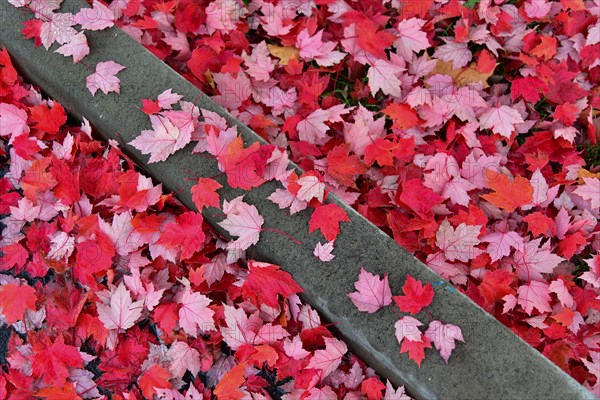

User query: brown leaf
[267,45,300,66]
[429,60,495,88]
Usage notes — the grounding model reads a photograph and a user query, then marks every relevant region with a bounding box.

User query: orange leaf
[214,363,246,400]
[383,103,420,130]
[482,170,533,212]
[138,365,171,399]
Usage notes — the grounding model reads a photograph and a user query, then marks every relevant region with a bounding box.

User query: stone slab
[0,2,594,399]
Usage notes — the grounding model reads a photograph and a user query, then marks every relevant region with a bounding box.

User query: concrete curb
[0,2,594,399]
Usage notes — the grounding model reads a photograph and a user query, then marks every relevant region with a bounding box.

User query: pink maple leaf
[296,29,345,67]
[220,305,288,350]
[367,59,405,98]
[479,105,525,138]
[548,278,575,308]
[96,283,143,331]
[574,177,600,210]
[86,61,125,96]
[218,196,264,252]
[297,175,325,202]
[129,113,192,163]
[435,219,482,262]
[307,337,348,380]
[40,12,77,49]
[157,89,184,109]
[433,37,471,68]
[395,316,424,342]
[177,283,216,337]
[513,238,564,282]
[297,104,350,145]
[394,18,430,61]
[482,222,525,262]
[242,41,277,82]
[343,105,385,156]
[424,320,464,363]
[74,0,115,31]
[167,341,202,379]
[0,103,29,139]
[212,71,251,109]
[517,281,552,315]
[314,241,335,262]
[55,31,89,63]
[347,268,393,313]
[268,188,308,214]
[525,0,552,19]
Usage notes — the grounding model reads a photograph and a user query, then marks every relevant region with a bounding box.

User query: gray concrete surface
[0,1,595,399]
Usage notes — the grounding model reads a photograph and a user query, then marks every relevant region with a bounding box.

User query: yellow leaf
[267,45,300,66]
[429,60,495,88]
[577,168,600,184]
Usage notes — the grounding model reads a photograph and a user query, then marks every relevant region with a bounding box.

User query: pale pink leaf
[218,196,264,251]
[212,71,251,109]
[479,105,524,138]
[525,0,551,18]
[433,38,471,68]
[314,241,335,262]
[307,337,348,379]
[347,267,392,313]
[167,341,202,378]
[283,336,310,360]
[424,320,464,363]
[55,31,89,63]
[513,238,564,282]
[129,113,192,163]
[267,188,307,214]
[517,281,552,315]
[243,41,277,82]
[74,0,114,30]
[297,104,350,145]
[548,278,574,308]
[40,12,76,49]
[178,286,216,337]
[394,18,430,60]
[297,175,325,202]
[296,29,345,66]
[367,59,404,98]
[394,316,423,343]
[157,89,184,109]
[435,219,482,262]
[86,61,125,96]
[97,283,143,331]
[482,229,525,262]
[0,103,29,139]
[574,178,600,210]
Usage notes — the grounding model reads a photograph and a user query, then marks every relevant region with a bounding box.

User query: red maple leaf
[191,177,222,210]
[326,144,367,188]
[74,231,115,287]
[0,283,36,323]
[242,262,303,308]
[478,269,515,304]
[158,211,206,259]
[31,333,83,385]
[393,275,435,314]
[309,203,351,242]
[400,335,432,367]
[361,377,386,400]
[30,102,67,135]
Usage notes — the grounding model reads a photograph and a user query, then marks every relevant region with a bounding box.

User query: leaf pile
[0,49,412,400]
